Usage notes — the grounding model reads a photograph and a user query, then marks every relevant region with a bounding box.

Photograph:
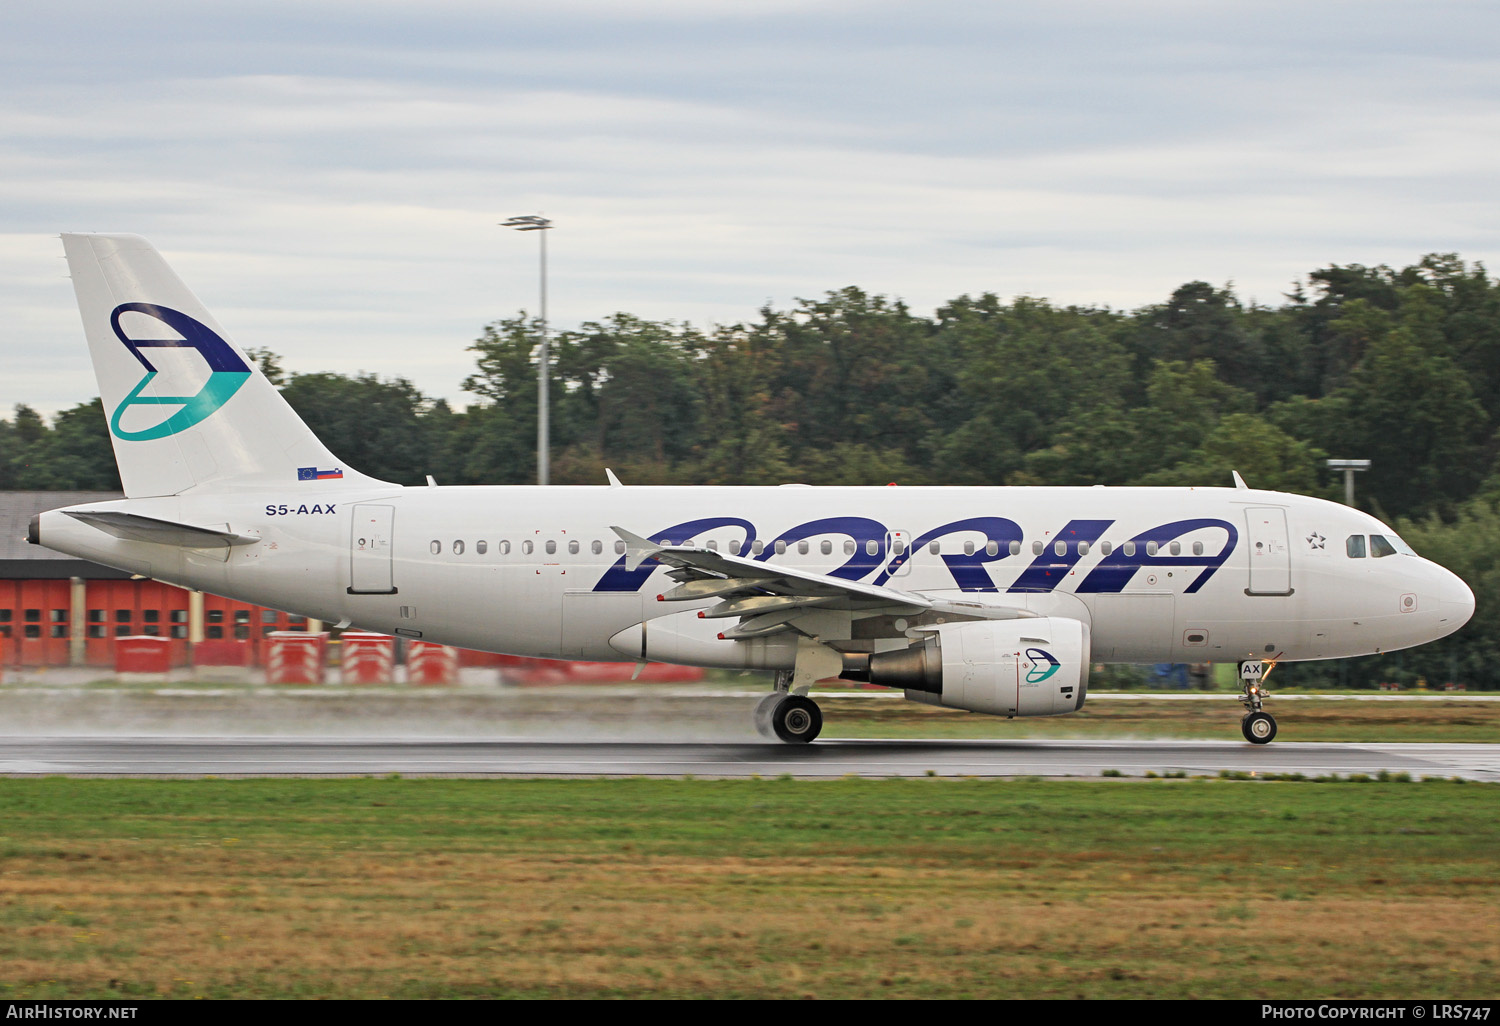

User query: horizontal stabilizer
[65,510,259,548]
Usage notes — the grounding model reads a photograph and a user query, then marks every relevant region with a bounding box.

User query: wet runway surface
[2,736,1496,781]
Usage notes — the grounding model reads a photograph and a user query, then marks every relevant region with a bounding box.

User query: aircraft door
[886,530,912,577]
[349,504,397,595]
[1245,507,1292,596]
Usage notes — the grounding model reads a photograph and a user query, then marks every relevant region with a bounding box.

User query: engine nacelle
[856,617,1089,717]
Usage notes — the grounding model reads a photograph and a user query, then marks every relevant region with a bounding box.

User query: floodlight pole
[1326,459,1371,507]
[502,215,554,485]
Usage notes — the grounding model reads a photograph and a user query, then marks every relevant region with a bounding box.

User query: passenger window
[706,540,718,551]
[523,540,534,555]
[1100,541,1112,556]
[1123,542,1136,557]
[985,540,998,557]
[752,541,765,555]
[1032,541,1043,555]
[1077,542,1089,556]
[453,540,465,555]
[821,540,832,555]
[1346,535,1366,558]
[797,540,809,555]
[500,540,511,555]
[545,540,557,555]
[866,539,879,556]
[615,540,626,554]
[1009,540,1021,556]
[775,540,787,555]
[1169,541,1180,556]
[592,540,603,555]
[929,541,941,555]
[1192,541,1203,556]
[476,540,488,555]
[1146,541,1158,556]
[568,540,579,554]
[1370,535,1398,558]
[844,540,856,555]
[1054,541,1066,557]
[430,540,441,555]
[729,539,742,555]
[964,541,976,556]
[893,539,906,555]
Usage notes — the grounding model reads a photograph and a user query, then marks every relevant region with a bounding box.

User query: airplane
[28,234,1476,745]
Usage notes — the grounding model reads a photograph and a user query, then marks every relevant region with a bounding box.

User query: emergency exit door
[1245,507,1292,595]
[349,504,398,594]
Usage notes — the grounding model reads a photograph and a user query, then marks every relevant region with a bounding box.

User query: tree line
[5,253,1498,686]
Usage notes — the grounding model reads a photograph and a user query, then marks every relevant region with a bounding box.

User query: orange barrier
[193,639,250,667]
[407,642,458,685]
[115,635,172,675]
[501,658,705,686]
[267,631,328,684]
[341,631,395,685]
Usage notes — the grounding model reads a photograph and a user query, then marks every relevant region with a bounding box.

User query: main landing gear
[755,670,824,744]
[1238,660,1277,744]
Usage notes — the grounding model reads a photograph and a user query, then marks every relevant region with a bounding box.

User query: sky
[3,0,1498,417]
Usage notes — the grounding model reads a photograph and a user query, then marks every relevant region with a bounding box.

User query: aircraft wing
[612,526,1032,640]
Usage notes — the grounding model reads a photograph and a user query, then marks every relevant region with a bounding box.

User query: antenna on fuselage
[1232,471,1248,490]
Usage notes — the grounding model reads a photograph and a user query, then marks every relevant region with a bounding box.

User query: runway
[2,736,1497,781]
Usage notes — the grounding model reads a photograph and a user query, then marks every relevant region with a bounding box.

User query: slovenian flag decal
[297,467,344,481]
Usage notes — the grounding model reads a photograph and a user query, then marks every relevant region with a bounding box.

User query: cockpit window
[1388,534,1416,555]
[1370,534,1398,558]
[1346,535,1366,558]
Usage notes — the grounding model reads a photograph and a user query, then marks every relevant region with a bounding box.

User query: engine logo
[1024,647,1061,683]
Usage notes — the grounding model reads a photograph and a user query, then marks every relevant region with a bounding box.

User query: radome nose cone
[1440,570,1475,634]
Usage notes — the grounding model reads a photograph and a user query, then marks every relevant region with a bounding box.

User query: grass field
[0,777,1496,999]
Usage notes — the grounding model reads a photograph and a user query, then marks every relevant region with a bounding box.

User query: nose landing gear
[1238,658,1278,744]
[1241,709,1277,743]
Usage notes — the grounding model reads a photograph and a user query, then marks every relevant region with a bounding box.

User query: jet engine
[846,617,1089,717]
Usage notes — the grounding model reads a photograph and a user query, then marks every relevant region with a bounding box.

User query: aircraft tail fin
[60,233,378,497]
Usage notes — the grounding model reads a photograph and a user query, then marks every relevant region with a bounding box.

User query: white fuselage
[36,482,1475,670]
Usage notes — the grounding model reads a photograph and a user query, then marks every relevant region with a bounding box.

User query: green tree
[1138,413,1326,493]
[281,373,436,485]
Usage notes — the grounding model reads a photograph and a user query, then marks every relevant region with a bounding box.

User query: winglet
[1232,470,1248,490]
[611,526,662,572]
[605,468,623,488]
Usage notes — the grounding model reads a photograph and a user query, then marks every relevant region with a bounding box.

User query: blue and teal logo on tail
[1025,647,1061,683]
[108,303,251,441]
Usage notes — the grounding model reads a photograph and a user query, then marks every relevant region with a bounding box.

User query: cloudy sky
[3,0,1498,417]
